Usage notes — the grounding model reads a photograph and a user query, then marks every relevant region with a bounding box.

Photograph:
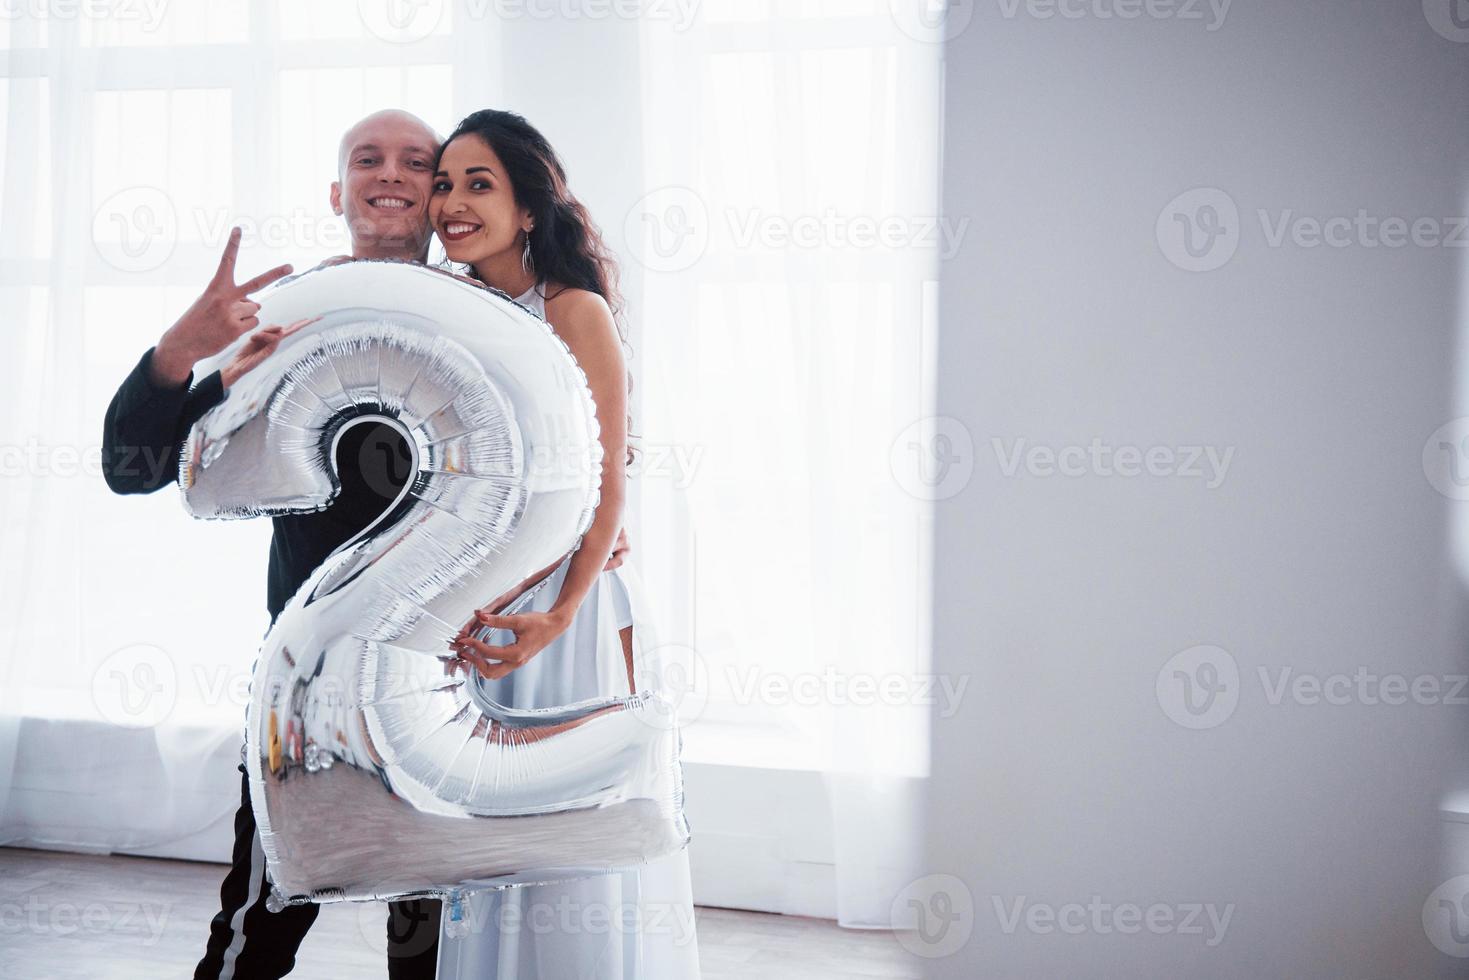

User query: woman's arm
[543,290,628,618]
[451,289,628,679]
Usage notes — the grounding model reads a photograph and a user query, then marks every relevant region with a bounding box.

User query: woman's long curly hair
[437,109,636,466]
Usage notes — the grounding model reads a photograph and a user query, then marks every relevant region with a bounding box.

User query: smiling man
[331,109,439,261]
[102,108,446,980]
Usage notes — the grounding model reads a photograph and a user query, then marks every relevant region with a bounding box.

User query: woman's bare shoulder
[542,283,612,322]
[542,285,616,347]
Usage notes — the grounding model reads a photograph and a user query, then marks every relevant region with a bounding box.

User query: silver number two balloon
[179,260,688,928]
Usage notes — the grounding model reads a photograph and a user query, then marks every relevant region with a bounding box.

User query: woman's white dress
[435,283,700,979]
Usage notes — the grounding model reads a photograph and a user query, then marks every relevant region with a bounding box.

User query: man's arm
[101,348,225,495]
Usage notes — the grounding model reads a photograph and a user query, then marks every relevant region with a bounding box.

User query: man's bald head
[330,110,440,261]
[336,109,439,177]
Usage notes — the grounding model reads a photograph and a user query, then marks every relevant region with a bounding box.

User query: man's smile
[367,195,415,210]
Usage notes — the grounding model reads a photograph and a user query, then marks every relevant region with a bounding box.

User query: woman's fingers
[454,644,494,672]
[280,315,321,338]
[452,643,517,681]
[454,634,525,665]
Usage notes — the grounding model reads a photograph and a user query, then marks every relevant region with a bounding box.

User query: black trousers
[193,764,441,979]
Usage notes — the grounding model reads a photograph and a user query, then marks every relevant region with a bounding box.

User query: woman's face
[429,134,533,269]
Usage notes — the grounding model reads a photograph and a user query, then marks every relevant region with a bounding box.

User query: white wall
[928,1,1469,976]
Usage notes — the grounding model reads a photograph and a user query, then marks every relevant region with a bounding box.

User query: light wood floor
[0,847,920,979]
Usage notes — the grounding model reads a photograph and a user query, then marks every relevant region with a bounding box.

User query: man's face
[331,114,438,259]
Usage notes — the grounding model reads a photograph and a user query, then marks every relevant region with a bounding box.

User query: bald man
[103,109,445,980]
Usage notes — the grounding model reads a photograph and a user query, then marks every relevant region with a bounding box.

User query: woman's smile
[439,217,483,242]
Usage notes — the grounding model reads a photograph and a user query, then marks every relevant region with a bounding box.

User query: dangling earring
[521,228,535,276]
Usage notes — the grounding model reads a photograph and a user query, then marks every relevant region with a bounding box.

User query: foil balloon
[177,259,687,929]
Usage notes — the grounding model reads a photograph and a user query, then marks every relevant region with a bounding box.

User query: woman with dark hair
[428,109,701,978]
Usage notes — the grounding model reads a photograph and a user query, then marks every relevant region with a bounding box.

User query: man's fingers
[237,263,294,297]
[212,227,242,285]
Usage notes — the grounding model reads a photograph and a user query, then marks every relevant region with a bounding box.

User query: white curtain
[0,0,490,854]
[0,0,942,929]
[631,0,942,927]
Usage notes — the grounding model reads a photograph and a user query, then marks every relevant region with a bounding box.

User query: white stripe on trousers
[218,827,267,980]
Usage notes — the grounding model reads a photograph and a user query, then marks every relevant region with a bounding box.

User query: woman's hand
[449,607,573,681]
[220,317,319,389]
[604,527,630,572]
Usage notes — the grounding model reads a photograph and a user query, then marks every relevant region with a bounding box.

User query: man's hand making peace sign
[147,227,296,389]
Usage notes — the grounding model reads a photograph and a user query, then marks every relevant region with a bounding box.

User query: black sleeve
[101,346,226,495]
